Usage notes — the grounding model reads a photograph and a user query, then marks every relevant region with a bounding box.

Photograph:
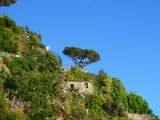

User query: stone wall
[127,113,151,120]
[64,80,93,94]
[0,52,21,57]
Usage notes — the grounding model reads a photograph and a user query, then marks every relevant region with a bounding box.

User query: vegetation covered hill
[0,16,158,120]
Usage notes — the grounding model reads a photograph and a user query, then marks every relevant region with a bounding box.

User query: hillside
[0,16,158,120]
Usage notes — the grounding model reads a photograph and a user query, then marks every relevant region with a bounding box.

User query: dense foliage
[0,16,64,120]
[66,66,95,81]
[63,46,100,69]
[0,16,19,53]
[0,30,18,53]
[110,78,128,110]
[127,92,151,114]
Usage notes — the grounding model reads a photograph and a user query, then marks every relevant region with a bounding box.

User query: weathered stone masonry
[64,80,93,94]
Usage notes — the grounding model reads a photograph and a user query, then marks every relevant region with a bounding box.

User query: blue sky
[1,0,160,116]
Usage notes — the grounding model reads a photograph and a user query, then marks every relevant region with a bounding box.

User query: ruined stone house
[63,80,93,94]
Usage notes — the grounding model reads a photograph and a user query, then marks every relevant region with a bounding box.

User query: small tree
[63,46,100,69]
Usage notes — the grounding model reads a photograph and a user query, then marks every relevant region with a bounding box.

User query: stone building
[64,80,93,94]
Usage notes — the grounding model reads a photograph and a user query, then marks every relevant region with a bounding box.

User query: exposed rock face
[0,58,10,75]
[0,52,21,57]
[4,94,29,112]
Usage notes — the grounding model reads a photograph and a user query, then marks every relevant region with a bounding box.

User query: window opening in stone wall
[70,84,74,89]
[84,83,88,88]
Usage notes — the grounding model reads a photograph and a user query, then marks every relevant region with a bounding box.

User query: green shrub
[0,16,16,28]
[66,66,95,82]
[127,92,150,114]
[0,30,18,53]
[111,78,128,110]
[86,95,107,119]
